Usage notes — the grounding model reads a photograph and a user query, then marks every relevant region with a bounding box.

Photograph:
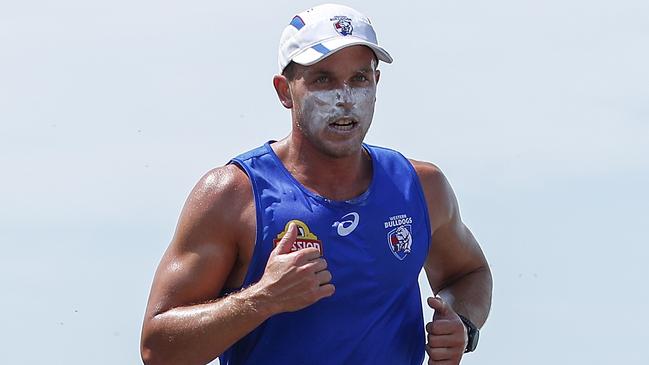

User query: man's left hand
[425,296,468,365]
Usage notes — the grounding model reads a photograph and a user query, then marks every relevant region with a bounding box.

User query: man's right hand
[256,222,335,314]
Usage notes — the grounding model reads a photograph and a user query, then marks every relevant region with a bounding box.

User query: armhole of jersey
[401,154,433,258]
[228,158,264,288]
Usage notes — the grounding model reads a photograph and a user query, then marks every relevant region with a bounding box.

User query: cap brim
[291,37,393,67]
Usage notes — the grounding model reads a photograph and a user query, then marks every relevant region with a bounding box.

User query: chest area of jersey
[261,198,428,287]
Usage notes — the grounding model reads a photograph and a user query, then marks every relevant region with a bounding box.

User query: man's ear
[273,75,293,109]
[375,69,381,84]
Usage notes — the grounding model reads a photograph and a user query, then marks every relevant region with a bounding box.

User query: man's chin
[317,140,365,159]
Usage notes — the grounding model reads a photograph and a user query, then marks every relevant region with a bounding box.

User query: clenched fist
[425,296,468,365]
[257,222,335,314]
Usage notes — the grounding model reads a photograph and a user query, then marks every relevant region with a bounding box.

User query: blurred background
[1,0,647,363]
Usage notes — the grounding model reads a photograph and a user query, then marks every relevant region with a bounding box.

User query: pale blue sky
[1,1,648,364]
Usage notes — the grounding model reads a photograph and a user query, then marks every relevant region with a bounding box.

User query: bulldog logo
[387,224,412,260]
[330,15,353,36]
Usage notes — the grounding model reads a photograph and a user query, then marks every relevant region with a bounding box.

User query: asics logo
[333,212,359,237]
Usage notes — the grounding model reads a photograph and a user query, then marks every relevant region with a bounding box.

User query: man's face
[287,46,380,158]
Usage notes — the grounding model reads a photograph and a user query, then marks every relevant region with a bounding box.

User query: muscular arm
[140,165,269,365]
[412,160,492,328]
[140,165,334,365]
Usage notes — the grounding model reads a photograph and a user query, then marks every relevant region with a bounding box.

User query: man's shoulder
[186,164,252,219]
[199,163,250,193]
[407,159,445,187]
[405,158,457,229]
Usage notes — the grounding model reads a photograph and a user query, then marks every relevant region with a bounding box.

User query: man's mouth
[329,117,357,131]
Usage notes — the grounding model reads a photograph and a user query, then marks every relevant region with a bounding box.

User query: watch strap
[458,314,479,353]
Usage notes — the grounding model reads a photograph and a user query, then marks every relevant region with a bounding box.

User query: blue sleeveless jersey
[221,142,431,365]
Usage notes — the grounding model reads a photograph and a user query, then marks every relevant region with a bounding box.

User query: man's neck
[271,134,373,201]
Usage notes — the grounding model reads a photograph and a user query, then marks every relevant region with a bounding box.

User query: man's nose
[335,85,354,110]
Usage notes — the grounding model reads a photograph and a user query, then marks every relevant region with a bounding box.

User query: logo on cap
[330,16,353,36]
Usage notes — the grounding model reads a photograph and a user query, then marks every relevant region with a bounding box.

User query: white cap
[278,3,393,73]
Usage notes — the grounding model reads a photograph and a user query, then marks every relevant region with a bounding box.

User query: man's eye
[315,76,329,83]
[353,74,368,82]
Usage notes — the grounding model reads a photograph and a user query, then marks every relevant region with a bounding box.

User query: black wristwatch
[458,314,479,353]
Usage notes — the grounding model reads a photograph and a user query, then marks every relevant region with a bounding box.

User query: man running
[141,4,492,365]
